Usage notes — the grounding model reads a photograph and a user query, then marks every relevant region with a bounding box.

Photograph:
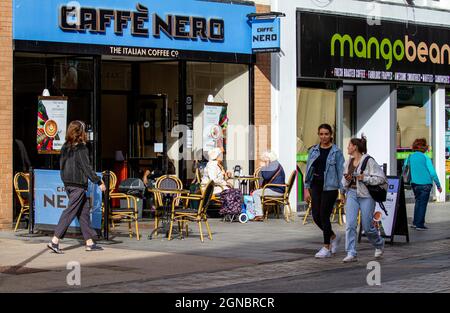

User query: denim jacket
[304,144,345,192]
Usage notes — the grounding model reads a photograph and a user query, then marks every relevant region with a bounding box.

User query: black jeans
[311,179,338,245]
[54,186,97,241]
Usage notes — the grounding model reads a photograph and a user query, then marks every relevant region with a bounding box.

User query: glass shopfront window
[396,86,433,175]
[13,53,95,172]
[187,62,250,179]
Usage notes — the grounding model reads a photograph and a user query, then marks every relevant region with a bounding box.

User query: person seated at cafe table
[201,147,233,194]
[142,159,176,187]
[251,151,286,221]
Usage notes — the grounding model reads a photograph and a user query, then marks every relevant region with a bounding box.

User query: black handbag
[402,156,411,185]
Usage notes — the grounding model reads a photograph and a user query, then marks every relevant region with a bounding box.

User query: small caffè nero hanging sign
[59,3,225,41]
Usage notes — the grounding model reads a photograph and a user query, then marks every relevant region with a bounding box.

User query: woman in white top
[201,148,232,194]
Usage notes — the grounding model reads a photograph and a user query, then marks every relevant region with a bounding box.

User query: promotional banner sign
[252,18,281,53]
[298,11,450,84]
[37,97,67,154]
[34,169,103,231]
[203,103,228,153]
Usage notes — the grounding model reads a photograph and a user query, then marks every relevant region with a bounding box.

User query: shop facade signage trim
[298,11,450,85]
[13,0,254,55]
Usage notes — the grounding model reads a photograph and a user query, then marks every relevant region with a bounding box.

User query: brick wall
[254,4,272,167]
[0,0,13,229]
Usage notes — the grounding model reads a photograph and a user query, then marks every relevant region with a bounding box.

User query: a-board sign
[359,176,409,244]
[34,169,103,232]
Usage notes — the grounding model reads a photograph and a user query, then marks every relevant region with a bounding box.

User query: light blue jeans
[345,189,384,257]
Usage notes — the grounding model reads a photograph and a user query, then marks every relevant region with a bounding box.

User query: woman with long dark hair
[47,120,106,254]
[342,136,386,262]
[305,124,345,258]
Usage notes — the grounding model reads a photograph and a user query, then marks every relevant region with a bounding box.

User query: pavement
[0,202,449,293]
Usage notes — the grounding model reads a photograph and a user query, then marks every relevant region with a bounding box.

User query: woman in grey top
[342,136,387,263]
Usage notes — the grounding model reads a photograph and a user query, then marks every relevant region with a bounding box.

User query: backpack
[219,188,243,216]
[360,156,388,215]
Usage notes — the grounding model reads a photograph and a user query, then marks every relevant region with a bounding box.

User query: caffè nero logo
[59,3,225,41]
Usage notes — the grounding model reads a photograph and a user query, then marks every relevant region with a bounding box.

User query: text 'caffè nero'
[59,3,225,41]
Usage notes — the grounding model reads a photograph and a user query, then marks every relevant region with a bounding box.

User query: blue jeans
[411,184,432,228]
[345,189,384,257]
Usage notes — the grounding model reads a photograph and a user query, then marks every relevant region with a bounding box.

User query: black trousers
[54,186,97,241]
[311,179,338,245]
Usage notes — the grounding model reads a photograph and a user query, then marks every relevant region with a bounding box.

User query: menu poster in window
[37,97,68,154]
[203,103,228,153]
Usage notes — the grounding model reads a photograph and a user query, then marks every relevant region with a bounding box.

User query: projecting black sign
[297,11,450,84]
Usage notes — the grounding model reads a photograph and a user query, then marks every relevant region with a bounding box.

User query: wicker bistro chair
[13,172,30,232]
[253,167,262,190]
[150,175,183,236]
[168,181,215,242]
[261,171,297,222]
[103,171,140,240]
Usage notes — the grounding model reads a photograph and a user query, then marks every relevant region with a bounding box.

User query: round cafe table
[147,188,190,240]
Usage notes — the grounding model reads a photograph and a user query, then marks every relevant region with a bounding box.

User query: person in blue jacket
[304,124,345,258]
[403,138,442,231]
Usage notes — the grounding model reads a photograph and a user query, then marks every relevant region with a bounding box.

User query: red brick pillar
[254,4,272,168]
[0,0,13,229]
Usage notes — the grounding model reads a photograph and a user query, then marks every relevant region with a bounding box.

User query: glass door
[129,95,169,177]
[343,91,356,159]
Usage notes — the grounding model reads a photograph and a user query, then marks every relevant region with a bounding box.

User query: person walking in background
[403,138,442,231]
[47,120,106,254]
[304,124,345,259]
[342,136,386,263]
[252,151,286,222]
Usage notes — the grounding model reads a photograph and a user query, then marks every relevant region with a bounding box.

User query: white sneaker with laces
[374,248,384,258]
[330,233,341,254]
[342,254,358,263]
[315,247,332,259]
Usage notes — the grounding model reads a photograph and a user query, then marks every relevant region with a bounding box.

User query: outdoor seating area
[12,165,306,243]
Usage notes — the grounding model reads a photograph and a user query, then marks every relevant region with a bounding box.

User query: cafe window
[396,85,432,174]
[296,87,337,174]
[187,62,249,178]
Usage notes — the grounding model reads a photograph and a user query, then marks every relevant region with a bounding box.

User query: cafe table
[147,188,190,240]
[233,176,259,195]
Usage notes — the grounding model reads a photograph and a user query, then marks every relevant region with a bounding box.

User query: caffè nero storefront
[13,0,257,177]
[11,0,259,226]
[292,11,450,202]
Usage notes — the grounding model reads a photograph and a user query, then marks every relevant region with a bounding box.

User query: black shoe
[47,242,63,254]
[416,226,428,231]
[410,225,417,229]
[86,244,104,251]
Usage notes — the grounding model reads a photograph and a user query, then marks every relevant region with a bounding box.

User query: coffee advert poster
[203,103,228,153]
[37,97,68,154]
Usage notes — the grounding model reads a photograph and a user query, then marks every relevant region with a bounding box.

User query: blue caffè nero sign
[13,0,255,55]
[251,18,280,53]
[34,169,103,230]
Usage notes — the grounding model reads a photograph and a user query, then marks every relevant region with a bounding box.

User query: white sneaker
[342,254,358,263]
[330,233,341,254]
[314,247,332,259]
[374,248,384,258]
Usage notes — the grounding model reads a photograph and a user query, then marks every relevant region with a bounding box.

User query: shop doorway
[100,60,178,183]
[343,88,357,158]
